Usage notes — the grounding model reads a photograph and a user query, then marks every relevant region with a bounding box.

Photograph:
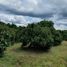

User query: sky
[0,0,67,30]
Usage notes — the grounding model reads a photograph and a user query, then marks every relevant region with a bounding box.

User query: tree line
[0,20,67,57]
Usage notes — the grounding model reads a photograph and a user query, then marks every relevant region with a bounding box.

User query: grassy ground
[0,41,67,67]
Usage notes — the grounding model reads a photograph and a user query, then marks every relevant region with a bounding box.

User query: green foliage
[20,20,64,51]
[20,20,63,51]
[0,20,64,56]
[30,27,54,50]
[62,30,67,41]
[15,26,26,42]
[0,22,18,57]
[38,20,54,27]
[0,30,11,57]
[53,30,63,46]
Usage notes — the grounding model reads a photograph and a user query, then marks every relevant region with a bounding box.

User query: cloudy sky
[0,0,67,30]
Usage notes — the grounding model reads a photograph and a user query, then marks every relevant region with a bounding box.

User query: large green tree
[20,20,63,51]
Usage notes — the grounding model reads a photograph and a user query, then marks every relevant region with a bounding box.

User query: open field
[0,41,67,67]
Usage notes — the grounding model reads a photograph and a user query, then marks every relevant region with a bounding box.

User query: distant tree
[53,30,63,46]
[62,30,67,41]
[38,20,54,27]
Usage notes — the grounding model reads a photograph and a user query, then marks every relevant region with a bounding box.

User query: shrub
[53,30,63,46]
[21,21,54,51]
[0,29,12,57]
[20,20,63,51]
[62,30,67,41]
[30,27,54,50]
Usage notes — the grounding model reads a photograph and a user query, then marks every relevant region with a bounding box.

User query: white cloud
[0,13,42,26]
[0,0,67,30]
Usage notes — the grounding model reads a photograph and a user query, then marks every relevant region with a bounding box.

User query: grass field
[0,41,67,67]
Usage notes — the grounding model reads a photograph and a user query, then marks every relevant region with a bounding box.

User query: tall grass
[0,41,67,67]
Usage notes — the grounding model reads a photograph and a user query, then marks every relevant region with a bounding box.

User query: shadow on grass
[12,45,50,54]
[20,47,50,53]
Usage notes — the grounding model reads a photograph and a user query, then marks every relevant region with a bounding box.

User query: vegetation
[20,20,63,51]
[0,41,67,67]
[0,20,66,57]
[62,30,67,41]
[0,22,18,57]
[0,20,67,67]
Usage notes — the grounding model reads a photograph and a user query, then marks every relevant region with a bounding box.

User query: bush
[30,27,54,50]
[18,20,63,51]
[21,21,54,51]
[0,29,13,57]
[53,30,63,46]
[62,30,67,41]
